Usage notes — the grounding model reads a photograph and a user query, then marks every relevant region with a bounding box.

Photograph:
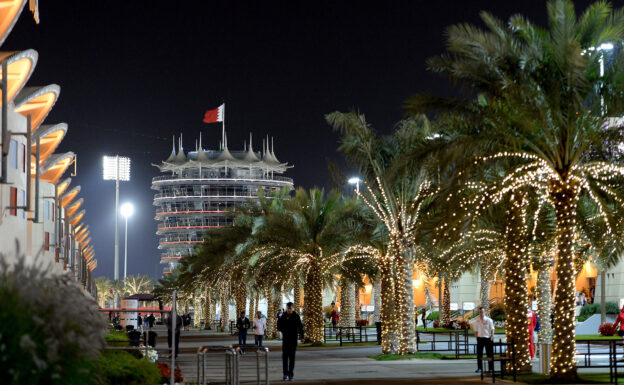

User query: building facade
[152,134,293,276]
[0,0,97,295]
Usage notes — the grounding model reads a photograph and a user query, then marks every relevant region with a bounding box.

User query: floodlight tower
[103,155,131,280]
[120,202,134,280]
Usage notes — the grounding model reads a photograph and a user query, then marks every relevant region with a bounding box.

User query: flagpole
[221,103,225,150]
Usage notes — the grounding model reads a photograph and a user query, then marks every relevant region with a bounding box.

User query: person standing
[421,308,427,329]
[166,312,183,358]
[613,305,624,339]
[137,313,143,332]
[469,306,495,374]
[527,309,538,359]
[253,311,267,346]
[276,308,284,340]
[330,302,340,332]
[277,302,304,381]
[147,313,155,329]
[236,311,251,345]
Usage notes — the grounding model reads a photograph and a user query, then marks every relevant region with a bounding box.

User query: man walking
[236,311,251,345]
[277,302,304,381]
[470,306,494,374]
[330,302,339,332]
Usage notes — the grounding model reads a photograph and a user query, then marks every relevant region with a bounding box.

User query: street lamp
[103,155,131,280]
[120,202,134,280]
[348,177,361,195]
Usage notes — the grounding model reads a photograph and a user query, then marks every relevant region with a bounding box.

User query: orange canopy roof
[32,123,67,167]
[56,177,71,197]
[69,209,85,227]
[61,185,80,208]
[80,237,91,249]
[0,49,37,105]
[15,85,60,132]
[0,0,26,46]
[39,152,74,184]
[76,230,89,243]
[65,198,83,219]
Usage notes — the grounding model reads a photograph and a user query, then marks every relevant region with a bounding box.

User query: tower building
[152,133,293,276]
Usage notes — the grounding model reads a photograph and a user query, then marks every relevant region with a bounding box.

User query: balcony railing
[152,175,294,184]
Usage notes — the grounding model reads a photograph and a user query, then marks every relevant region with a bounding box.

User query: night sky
[1,1,597,279]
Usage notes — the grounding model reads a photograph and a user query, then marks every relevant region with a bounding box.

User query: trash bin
[128,330,141,347]
[148,331,158,347]
[375,322,382,344]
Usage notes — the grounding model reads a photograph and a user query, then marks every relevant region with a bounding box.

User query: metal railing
[416,329,470,358]
[196,344,270,385]
[152,174,294,184]
[323,325,377,346]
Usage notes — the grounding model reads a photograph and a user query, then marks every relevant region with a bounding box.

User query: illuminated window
[9,140,17,169]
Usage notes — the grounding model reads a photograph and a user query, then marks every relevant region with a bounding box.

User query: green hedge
[580,302,620,318]
[427,311,440,320]
[96,350,160,385]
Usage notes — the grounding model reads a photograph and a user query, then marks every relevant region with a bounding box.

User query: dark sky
[2,1,600,279]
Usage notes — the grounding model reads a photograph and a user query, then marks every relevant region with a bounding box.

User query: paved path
[150,326,619,384]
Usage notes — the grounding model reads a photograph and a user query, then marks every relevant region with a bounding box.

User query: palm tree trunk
[373,275,381,323]
[293,280,302,314]
[249,296,256,319]
[254,294,259,318]
[354,284,361,321]
[265,288,275,339]
[504,193,531,372]
[441,279,451,327]
[480,267,492,316]
[193,295,203,328]
[304,258,324,345]
[549,182,578,379]
[235,284,247,318]
[380,253,399,354]
[537,264,552,344]
[396,245,417,354]
[220,282,230,330]
[204,287,213,330]
[272,291,282,338]
[340,278,355,327]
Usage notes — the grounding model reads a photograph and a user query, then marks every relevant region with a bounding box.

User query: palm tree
[251,187,360,345]
[328,112,438,354]
[408,1,624,378]
[123,274,154,296]
[95,276,113,308]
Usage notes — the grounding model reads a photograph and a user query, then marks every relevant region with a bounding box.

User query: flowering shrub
[143,347,159,363]
[158,362,184,383]
[599,322,617,336]
[356,319,368,326]
[0,255,107,385]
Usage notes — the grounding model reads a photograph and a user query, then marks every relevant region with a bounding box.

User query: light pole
[348,177,361,195]
[120,202,134,280]
[103,155,131,280]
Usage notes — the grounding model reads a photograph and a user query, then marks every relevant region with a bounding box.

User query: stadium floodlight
[102,155,132,280]
[348,177,361,194]
[103,155,131,181]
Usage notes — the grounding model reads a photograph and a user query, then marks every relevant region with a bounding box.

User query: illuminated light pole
[348,177,361,195]
[103,155,131,281]
[120,202,134,280]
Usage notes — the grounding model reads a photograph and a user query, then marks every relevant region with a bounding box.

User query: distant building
[0,1,97,295]
[152,133,293,276]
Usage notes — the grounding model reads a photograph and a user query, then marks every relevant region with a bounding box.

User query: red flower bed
[356,319,368,326]
[598,322,616,336]
[157,362,183,383]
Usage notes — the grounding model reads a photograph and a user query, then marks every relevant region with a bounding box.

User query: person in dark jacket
[277,302,304,381]
[236,311,251,345]
[166,313,183,358]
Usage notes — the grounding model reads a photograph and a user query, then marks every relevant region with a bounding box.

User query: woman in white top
[253,311,267,346]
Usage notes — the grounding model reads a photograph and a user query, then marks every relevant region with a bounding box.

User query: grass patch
[575,334,621,340]
[516,372,612,384]
[369,352,477,360]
